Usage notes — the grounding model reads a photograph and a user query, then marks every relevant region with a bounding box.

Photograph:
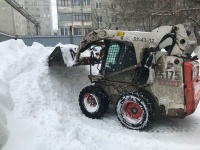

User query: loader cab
[99,40,137,83]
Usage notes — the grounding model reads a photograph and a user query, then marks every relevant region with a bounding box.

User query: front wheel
[79,85,109,119]
[116,91,153,130]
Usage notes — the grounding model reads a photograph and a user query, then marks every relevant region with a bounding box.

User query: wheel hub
[82,93,99,113]
[125,102,143,119]
[87,95,97,106]
[131,107,138,114]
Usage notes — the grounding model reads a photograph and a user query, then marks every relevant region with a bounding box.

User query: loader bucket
[48,44,78,67]
[48,46,66,67]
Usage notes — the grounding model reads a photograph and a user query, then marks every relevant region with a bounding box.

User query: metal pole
[35,23,40,35]
[56,0,59,32]
[72,3,74,35]
[81,0,84,35]
[11,7,16,35]
[70,26,74,44]
[36,24,38,35]
[149,14,152,32]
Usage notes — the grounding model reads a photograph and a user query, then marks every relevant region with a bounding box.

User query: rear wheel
[79,85,109,119]
[116,91,153,130]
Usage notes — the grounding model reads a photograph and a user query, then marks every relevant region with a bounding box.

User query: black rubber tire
[116,91,153,130]
[79,85,109,119]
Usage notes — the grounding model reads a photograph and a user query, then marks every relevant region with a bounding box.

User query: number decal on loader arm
[133,37,154,43]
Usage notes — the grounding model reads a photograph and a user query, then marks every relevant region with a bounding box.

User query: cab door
[101,40,137,83]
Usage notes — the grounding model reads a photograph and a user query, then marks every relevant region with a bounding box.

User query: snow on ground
[0,39,200,150]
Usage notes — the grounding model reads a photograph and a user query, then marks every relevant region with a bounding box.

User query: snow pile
[1,39,200,150]
[0,39,26,149]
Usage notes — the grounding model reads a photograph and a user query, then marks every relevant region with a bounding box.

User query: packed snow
[1,39,200,150]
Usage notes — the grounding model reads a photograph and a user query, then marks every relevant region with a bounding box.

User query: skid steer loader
[48,24,200,130]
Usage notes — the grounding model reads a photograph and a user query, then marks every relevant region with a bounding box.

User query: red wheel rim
[82,93,99,113]
[124,102,143,119]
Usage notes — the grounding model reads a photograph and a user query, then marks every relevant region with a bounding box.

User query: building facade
[91,0,118,30]
[57,0,92,35]
[24,0,53,35]
[0,0,27,35]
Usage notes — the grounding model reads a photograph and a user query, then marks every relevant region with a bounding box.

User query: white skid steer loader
[48,24,200,130]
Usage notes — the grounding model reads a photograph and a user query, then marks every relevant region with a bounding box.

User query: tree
[94,0,200,32]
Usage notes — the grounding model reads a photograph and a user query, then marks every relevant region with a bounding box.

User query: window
[33,2,38,5]
[44,7,49,11]
[60,28,68,35]
[72,13,91,21]
[72,0,81,6]
[84,13,91,21]
[74,13,80,21]
[83,0,90,6]
[111,3,116,9]
[74,28,83,35]
[84,29,88,34]
[60,28,64,35]
[96,2,101,8]
[105,42,120,71]
[59,13,72,21]
[65,28,68,35]
[104,41,136,73]
[97,16,102,22]
[35,14,40,18]
[45,20,50,24]
[61,0,71,6]
[61,0,65,6]
[78,29,82,35]
[112,16,117,22]
[44,14,50,18]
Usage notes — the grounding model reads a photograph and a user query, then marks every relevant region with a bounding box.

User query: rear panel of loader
[150,56,185,117]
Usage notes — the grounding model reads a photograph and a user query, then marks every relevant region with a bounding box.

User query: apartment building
[25,0,53,35]
[91,0,118,30]
[0,0,27,35]
[57,0,92,35]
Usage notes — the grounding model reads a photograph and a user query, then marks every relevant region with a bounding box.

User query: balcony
[58,21,92,28]
[57,5,91,13]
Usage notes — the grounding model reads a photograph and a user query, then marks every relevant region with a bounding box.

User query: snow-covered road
[0,39,200,150]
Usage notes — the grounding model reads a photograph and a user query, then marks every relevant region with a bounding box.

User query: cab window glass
[105,41,136,73]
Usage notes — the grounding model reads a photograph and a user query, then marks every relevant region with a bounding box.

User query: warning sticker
[159,80,180,87]
[117,31,125,37]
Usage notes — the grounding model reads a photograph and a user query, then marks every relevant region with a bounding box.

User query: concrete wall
[0,32,15,43]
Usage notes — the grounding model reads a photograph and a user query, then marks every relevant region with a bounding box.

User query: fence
[18,35,85,47]
[0,32,15,42]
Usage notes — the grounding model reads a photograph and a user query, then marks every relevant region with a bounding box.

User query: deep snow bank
[0,39,24,148]
[0,40,92,150]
